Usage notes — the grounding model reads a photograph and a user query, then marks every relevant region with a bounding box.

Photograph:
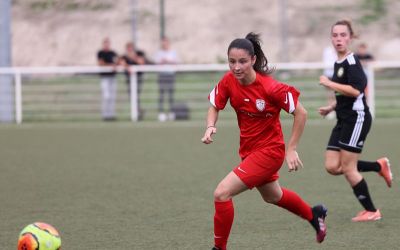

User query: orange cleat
[352,209,382,222]
[377,157,393,188]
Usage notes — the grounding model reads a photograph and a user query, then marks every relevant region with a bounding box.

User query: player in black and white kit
[318,20,392,222]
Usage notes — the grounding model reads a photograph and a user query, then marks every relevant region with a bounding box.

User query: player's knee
[325,162,342,175]
[261,193,280,204]
[213,186,232,202]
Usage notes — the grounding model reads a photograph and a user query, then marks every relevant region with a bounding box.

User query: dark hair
[227,32,274,75]
[332,19,358,38]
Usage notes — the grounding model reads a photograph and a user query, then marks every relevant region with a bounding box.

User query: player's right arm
[201,106,218,144]
[319,75,360,97]
[202,73,230,144]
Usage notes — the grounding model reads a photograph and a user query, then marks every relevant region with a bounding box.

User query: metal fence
[0,62,399,123]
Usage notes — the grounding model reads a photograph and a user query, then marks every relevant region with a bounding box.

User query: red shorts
[233,148,285,189]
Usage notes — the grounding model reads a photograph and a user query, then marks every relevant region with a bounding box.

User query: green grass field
[0,119,399,249]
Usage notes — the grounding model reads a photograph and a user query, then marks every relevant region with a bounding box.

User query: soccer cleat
[352,209,382,222]
[211,247,221,250]
[310,204,328,243]
[377,157,393,188]
[354,210,367,218]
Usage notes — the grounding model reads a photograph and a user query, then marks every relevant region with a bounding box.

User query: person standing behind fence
[355,42,375,82]
[355,42,374,69]
[322,45,338,120]
[121,41,148,120]
[154,36,179,122]
[355,42,375,98]
[323,45,337,79]
[97,37,119,121]
[318,20,392,222]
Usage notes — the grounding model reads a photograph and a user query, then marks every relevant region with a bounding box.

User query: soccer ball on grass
[18,222,61,250]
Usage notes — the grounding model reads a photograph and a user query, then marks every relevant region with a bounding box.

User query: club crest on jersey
[337,67,344,78]
[255,99,266,111]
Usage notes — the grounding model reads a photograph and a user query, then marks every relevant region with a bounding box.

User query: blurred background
[9,0,400,65]
[1,0,399,123]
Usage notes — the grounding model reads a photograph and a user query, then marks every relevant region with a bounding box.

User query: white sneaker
[158,112,167,122]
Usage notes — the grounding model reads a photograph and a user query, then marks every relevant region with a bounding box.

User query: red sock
[276,188,313,221]
[214,200,234,250]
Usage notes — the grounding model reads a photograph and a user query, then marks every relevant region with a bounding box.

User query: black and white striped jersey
[332,53,369,117]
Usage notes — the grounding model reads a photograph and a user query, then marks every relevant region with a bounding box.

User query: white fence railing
[0,61,399,123]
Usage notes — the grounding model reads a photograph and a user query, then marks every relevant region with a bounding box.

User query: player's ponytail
[245,32,274,75]
[227,32,274,75]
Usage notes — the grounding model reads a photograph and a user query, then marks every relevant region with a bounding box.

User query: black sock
[357,160,380,172]
[352,179,376,212]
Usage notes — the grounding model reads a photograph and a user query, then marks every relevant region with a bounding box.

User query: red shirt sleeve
[270,81,300,114]
[208,73,230,110]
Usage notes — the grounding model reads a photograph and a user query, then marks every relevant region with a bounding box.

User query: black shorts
[327,110,372,153]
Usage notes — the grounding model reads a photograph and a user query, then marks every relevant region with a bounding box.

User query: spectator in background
[355,42,374,66]
[121,41,148,120]
[355,43,375,98]
[322,45,337,79]
[154,36,179,122]
[322,45,338,120]
[355,42,374,77]
[97,37,119,121]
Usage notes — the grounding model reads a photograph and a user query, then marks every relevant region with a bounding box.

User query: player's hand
[201,126,217,144]
[286,149,303,172]
[319,75,331,88]
[318,105,334,117]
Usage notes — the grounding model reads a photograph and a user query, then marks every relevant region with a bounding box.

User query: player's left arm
[286,101,307,172]
[270,81,305,171]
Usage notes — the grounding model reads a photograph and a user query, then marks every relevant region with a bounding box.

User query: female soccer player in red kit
[201,32,327,250]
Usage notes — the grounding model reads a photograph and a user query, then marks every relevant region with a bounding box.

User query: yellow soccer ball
[17,222,61,250]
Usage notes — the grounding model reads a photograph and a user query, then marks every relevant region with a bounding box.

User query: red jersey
[208,72,300,158]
